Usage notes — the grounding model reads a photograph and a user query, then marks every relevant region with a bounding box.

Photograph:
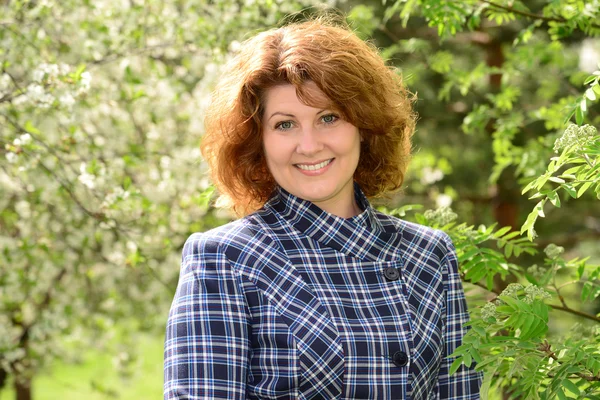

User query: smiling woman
[164,15,482,400]
[199,16,415,217]
[262,83,361,218]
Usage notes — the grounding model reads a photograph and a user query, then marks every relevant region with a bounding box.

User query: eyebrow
[267,109,328,122]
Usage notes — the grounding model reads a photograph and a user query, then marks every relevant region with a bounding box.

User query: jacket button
[383,267,400,281]
[392,351,409,367]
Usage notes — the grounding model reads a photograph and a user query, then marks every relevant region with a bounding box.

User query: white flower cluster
[424,206,458,226]
[100,187,131,209]
[543,243,564,259]
[14,63,92,110]
[420,166,444,185]
[79,71,92,93]
[553,124,598,153]
[25,83,55,108]
[0,73,12,94]
[32,63,71,83]
[526,264,545,280]
[78,162,96,189]
[500,283,524,298]
[523,284,551,304]
[5,152,18,164]
[5,133,33,164]
[481,302,498,320]
[13,133,32,146]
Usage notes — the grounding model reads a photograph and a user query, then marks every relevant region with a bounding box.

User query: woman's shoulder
[182,213,277,262]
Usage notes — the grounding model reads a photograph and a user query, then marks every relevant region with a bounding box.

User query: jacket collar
[264,183,403,262]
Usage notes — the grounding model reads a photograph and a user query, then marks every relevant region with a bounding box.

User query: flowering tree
[0,0,315,398]
[1,0,599,399]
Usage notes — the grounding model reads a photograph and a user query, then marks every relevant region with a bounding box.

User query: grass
[0,333,164,400]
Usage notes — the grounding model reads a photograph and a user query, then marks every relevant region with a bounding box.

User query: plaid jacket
[164,185,482,399]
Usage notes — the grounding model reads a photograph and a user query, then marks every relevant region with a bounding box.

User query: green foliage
[374,0,600,396]
[521,124,600,240]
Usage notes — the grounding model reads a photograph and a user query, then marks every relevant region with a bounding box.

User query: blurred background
[0,0,598,399]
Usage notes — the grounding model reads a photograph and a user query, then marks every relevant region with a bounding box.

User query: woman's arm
[164,234,251,400]
[436,232,483,399]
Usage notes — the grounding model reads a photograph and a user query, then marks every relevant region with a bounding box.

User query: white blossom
[424,206,457,226]
[13,133,32,146]
[436,193,453,208]
[25,83,55,107]
[5,152,18,163]
[420,167,444,185]
[160,156,171,169]
[79,71,92,92]
[554,124,597,152]
[228,40,241,53]
[0,73,11,92]
[126,241,138,252]
[59,93,76,109]
[32,63,62,82]
[78,163,95,189]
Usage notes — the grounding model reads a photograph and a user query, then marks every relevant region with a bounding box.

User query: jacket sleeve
[164,234,251,400]
[435,232,482,399]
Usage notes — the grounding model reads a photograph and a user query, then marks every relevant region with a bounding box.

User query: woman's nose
[296,127,324,155]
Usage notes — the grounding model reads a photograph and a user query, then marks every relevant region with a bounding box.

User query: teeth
[296,159,332,171]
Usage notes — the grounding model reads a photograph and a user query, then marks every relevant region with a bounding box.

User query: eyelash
[274,114,340,131]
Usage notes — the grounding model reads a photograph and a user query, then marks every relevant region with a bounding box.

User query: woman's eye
[321,114,339,124]
[275,121,294,130]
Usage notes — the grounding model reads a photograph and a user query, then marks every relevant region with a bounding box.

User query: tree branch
[467,279,600,323]
[539,340,600,382]
[480,0,600,29]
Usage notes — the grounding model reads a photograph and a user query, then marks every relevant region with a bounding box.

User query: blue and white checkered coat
[164,185,482,399]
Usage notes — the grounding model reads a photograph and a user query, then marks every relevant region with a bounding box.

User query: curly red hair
[201,17,416,216]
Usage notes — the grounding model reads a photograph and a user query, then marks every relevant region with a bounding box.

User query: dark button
[392,351,409,367]
[383,267,400,281]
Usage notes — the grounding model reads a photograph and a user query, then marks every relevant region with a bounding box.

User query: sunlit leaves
[521,125,600,239]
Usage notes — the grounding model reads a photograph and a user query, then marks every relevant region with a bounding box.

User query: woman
[164,17,482,400]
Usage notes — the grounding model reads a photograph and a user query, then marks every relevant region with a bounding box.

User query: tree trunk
[15,376,32,400]
[0,368,7,390]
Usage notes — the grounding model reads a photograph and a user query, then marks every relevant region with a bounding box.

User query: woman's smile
[294,158,334,174]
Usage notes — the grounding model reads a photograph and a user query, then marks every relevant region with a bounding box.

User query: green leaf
[577,262,585,279]
[562,165,582,175]
[502,231,520,240]
[585,88,597,101]
[584,74,598,85]
[486,274,494,291]
[582,281,593,301]
[576,106,583,125]
[577,181,593,198]
[562,183,577,198]
[505,243,513,258]
[449,357,463,375]
[562,379,580,396]
[492,226,512,238]
[547,191,561,207]
[24,121,41,135]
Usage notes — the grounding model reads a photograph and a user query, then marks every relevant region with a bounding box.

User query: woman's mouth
[295,158,334,171]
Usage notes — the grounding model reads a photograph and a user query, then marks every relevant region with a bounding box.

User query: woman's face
[261,82,361,218]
